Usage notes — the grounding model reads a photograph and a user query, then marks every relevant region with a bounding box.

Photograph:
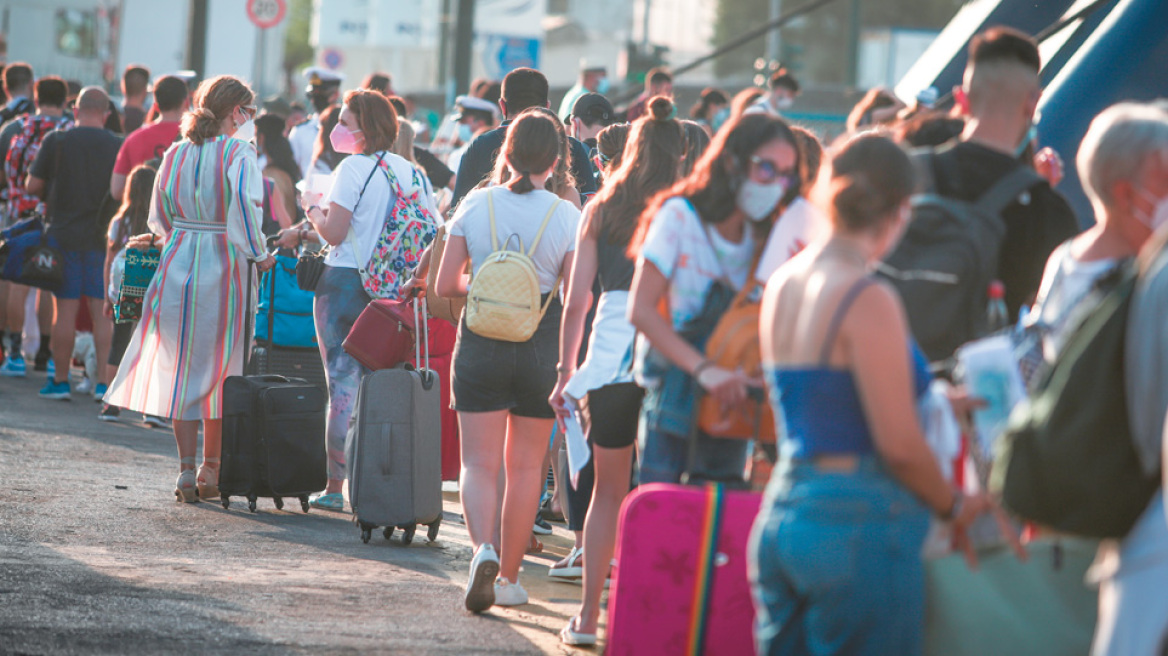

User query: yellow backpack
[465,191,562,342]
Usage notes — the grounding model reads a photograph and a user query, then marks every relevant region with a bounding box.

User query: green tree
[283,0,314,96]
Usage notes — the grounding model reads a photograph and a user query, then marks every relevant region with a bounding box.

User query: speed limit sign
[247,0,286,29]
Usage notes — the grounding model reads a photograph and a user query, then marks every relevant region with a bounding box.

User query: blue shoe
[46,360,55,377]
[93,383,108,402]
[39,379,71,400]
[0,356,26,378]
[309,492,344,511]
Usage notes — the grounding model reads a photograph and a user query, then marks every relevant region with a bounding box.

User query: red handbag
[342,297,418,371]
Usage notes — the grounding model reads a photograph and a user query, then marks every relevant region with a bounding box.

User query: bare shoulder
[848,277,910,335]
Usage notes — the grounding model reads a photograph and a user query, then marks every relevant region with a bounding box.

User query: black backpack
[878,152,1044,363]
[0,97,33,126]
[990,263,1159,538]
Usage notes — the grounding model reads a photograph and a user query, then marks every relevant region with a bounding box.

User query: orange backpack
[697,279,776,443]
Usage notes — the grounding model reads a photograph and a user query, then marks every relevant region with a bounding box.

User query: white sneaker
[493,576,529,606]
[464,544,499,612]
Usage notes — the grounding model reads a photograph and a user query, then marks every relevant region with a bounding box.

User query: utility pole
[767,0,782,63]
[452,0,475,98]
[185,0,208,81]
[847,0,860,87]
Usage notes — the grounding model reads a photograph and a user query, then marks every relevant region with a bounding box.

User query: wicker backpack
[465,190,561,342]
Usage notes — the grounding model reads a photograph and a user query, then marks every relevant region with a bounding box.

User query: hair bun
[647,95,674,122]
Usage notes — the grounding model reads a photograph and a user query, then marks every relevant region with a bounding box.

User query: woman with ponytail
[105,75,274,503]
[750,133,1009,653]
[550,95,685,646]
[435,108,582,612]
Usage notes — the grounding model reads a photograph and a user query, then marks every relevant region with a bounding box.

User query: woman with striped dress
[105,76,275,503]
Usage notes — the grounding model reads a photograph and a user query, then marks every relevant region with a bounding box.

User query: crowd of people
[3,22,1168,654]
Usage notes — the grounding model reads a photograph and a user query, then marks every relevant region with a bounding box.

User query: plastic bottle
[987,280,1009,332]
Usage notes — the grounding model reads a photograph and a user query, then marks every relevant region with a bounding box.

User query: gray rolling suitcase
[346,297,443,545]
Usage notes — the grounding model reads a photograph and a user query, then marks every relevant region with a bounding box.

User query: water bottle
[986,280,1009,332]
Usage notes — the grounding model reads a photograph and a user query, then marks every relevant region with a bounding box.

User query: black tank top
[596,220,635,292]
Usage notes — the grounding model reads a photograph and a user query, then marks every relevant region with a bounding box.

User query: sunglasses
[749,155,799,187]
[239,105,258,118]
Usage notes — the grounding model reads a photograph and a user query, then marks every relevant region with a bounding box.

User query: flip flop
[560,616,597,647]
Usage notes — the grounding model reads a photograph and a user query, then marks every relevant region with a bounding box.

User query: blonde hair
[181,75,254,145]
[392,120,416,163]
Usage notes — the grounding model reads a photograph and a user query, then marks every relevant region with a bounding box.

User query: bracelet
[939,491,964,521]
[692,359,713,379]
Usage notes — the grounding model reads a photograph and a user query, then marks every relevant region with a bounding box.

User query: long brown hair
[181,75,253,145]
[495,110,560,194]
[312,105,344,171]
[591,96,683,246]
[628,113,797,258]
[112,163,158,247]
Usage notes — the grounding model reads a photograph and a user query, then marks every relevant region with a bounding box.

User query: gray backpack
[878,152,1044,363]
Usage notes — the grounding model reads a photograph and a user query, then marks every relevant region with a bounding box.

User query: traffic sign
[247,0,286,30]
[322,48,345,70]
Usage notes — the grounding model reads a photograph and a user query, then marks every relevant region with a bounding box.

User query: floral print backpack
[357,157,439,300]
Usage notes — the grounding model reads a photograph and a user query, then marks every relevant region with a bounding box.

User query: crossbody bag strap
[819,276,877,366]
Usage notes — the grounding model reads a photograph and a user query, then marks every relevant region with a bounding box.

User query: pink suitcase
[606,482,761,655]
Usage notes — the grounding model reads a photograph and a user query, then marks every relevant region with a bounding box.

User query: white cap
[454,95,500,118]
[303,66,345,87]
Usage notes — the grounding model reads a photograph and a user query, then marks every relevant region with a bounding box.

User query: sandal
[197,457,220,500]
[560,616,597,647]
[175,457,198,503]
[526,533,544,554]
[549,546,584,579]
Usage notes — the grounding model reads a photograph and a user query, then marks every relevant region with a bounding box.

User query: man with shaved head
[26,86,121,402]
[934,26,1079,319]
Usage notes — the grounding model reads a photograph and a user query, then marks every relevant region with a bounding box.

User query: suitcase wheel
[383,527,394,541]
[426,518,441,542]
[300,495,310,513]
[400,524,416,546]
[221,497,230,510]
[247,495,258,513]
[274,497,284,511]
[361,527,372,544]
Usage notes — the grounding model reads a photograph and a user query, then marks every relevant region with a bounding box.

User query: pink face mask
[330,123,363,154]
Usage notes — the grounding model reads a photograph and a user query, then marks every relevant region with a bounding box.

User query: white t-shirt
[325,151,439,270]
[638,197,755,330]
[1030,241,1119,361]
[755,196,822,282]
[448,187,580,293]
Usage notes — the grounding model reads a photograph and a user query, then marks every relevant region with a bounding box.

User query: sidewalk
[0,370,598,654]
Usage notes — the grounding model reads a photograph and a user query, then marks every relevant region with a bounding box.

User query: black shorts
[579,382,644,449]
[451,297,561,419]
[109,321,135,367]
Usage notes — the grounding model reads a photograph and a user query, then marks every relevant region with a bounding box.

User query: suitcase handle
[413,295,434,388]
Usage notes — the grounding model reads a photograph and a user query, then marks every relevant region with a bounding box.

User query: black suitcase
[220,264,329,513]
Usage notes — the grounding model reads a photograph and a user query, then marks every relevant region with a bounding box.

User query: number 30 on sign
[247,0,287,29]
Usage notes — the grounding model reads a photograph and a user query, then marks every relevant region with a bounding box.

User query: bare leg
[173,419,200,467]
[86,297,113,385]
[458,409,508,549]
[203,419,222,464]
[50,297,79,384]
[499,414,555,583]
[576,443,635,634]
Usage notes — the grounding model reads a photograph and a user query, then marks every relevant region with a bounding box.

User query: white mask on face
[234,117,255,143]
[775,96,794,110]
[737,179,786,221]
[1135,187,1168,232]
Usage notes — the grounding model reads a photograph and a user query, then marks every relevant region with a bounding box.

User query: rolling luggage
[607,397,760,656]
[347,297,443,545]
[250,253,327,390]
[220,263,329,513]
[411,317,460,481]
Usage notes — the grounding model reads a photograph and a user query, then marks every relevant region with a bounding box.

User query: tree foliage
[283,0,314,77]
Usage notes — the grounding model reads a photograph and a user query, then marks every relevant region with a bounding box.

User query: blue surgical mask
[712,106,731,132]
[458,123,473,143]
[596,77,610,95]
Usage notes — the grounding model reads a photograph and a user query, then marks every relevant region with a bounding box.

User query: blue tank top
[764,277,932,460]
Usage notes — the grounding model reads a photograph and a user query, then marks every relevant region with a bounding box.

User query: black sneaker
[99,404,120,422]
[533,516,553,536]
[33,349,50,372]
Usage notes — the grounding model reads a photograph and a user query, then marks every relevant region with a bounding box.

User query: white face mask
[233,117,255,143]
[737,179,786,222]
[775,96,794,110]
[1135,187,1168,232]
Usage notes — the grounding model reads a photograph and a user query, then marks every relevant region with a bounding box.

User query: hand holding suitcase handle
[244,252,289,383]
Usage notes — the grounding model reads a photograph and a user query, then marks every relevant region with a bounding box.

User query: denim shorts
[57,249,106,300]
[451,296,561,419]
[748,456,930,656]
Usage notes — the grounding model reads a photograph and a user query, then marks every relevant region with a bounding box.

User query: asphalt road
[0,370,595,655]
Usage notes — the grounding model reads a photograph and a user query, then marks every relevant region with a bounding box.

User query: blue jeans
[314,266,371,481]
[748,457,930,656]
[638,425,750,485]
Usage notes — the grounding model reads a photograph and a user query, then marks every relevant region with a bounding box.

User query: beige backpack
[465,191,562,342]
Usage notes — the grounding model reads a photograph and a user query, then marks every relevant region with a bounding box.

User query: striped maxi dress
[105,135,268,420]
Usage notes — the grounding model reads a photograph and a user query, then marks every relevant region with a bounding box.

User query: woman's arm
[548,219,595,422]
[628,260,747,408]
[269,182,294,230]
[226,150,272,265]
[303,202,352,247]
[435,235,470,298]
